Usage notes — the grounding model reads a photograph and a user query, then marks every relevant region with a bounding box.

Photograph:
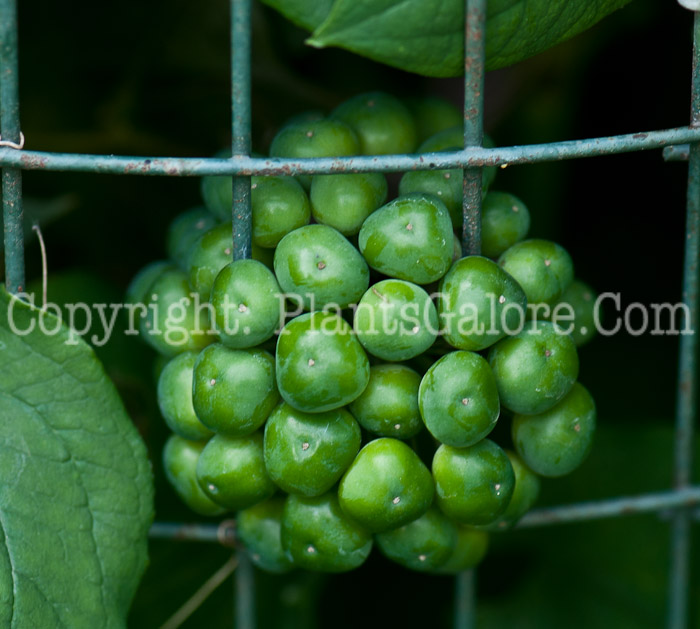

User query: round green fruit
[276,311,369,413]
[252,176,311,248]
[550,280,598,347]
[482,450,540,531]
[269,118,360,189]
[188,221,234,300]
[404,96,462,145]
[166,207,219,270]
[237,497,294,573]
[512,382,596,477]
[418,351,500,448]
[157,351,213,440]
[192,344,279,435]
[375,507,457,572]
[162,435,225,516]
[338,438,434,533]
[398,169,463,231]
[481,192,530,259]
[125,260,172,306]
[438,255,528,351]
[353,279,438,361]
[310,172,388,236]
[433,526,489,574]
[274,224,369,310]
[281,492,372,572]
[196,431,275,510]
[433,439,515,526]
[348,364,423,439]
[210,259,283,349]
[263,402,361,497]
[139,267,213,357]
[487,320,579,415]
[331,91,416,155]
[498,239,574,308]
[359,193,454,285]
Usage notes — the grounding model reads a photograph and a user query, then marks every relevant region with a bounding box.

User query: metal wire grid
[1,0,698,626]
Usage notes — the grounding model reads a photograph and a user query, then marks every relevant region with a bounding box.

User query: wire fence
[1,0,698,627]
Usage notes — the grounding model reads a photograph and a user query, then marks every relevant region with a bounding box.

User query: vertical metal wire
[234,550,255,629]
[668,10,700,628]
[454,570,476,629]
[461,0,486,256]
[0,0,24,293]
[231,0,252,261]
[230,0,255,625]
[455,2,486,623]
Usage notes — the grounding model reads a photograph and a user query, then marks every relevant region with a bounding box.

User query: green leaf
[0,288,154,628]
[298,0,634,77]
[260,0,334,32]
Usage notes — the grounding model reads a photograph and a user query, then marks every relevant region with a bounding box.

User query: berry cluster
[128,92,599,574]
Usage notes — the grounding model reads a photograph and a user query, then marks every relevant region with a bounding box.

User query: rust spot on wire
[20,153,47,169]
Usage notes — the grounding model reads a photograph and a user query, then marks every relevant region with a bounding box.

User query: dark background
[7,0,699,626]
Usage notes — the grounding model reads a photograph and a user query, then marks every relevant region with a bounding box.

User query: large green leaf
[261,0,334,32]
[0,288,154,628]
[262,0,634,77]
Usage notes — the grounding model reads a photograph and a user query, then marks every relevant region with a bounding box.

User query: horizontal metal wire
[147,487,700,544]
[517,486,700,528]
[149,520,236,545]
[0,127,699,177]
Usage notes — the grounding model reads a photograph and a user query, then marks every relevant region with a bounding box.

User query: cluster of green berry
[127,92,599,575]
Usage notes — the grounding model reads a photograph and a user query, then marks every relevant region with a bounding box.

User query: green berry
[125,260,173,306]
[498,239,574,308]
[550,280,598,346]
[139,267,213,357]
[433,439,515,526]
[192,344,279,435]
[404,96,462,145]
[276,312,369,413]
[348,364,423,439]
[332,91,416,155]
[338,438,434,533]
[433,526,489,574]
[166,207,219,270]
[353,279,438,361]
[274,224,369,310]
[210,259,283,349]
[488,320,579,415]
[263,402,361,496]
[482,450,540,531]
[162,435,225,517]
[438,255,528,351]
[200,149,233,221]
[237,497,294,573]
[196,431,275,510]
[512,382,596,477]
[375,507,457,572]
[310,172,388,236]
[281,492,372,572]
[481,192,530,259]
[418,351,500,448]
[252,176,311,248]
[157,351,213,440]
[399,169,463,231]
[359,193,454,285]
[188,221,234,300]
[269,118,360,189]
